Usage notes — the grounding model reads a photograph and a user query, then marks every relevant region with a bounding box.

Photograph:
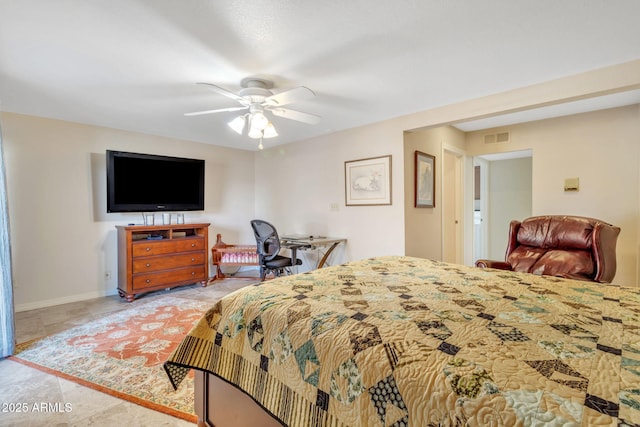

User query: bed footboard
[194,370,282,427]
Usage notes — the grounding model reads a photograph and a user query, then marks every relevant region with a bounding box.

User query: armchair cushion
[509,247,594,280]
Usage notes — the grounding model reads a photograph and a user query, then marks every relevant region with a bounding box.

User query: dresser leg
[118,289,135,302]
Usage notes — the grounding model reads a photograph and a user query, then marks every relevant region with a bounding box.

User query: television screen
[106,150,205,212]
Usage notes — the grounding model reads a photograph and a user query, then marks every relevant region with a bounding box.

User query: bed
[164,255,640,426]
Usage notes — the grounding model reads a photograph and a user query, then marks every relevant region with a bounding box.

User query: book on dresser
[116,223,210,302]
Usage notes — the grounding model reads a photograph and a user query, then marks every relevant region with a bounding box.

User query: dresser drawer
[132,266,206,290]
[132,237,205,257]
[132,253,205,273]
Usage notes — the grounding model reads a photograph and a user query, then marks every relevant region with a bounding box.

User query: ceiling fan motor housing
[240,77,274,89]
[239,78,276,104]
[239,87,271,104]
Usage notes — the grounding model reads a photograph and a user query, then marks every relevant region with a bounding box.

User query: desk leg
[317,242,340,268]
[291,247,298,274]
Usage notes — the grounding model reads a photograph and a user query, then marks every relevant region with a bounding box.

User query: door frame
[473,157,490,262]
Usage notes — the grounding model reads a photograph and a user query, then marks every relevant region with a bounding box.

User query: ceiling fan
[185,77,321,144]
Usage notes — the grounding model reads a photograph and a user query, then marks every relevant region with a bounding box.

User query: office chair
[251,219,303,280]
[475,215,620,283]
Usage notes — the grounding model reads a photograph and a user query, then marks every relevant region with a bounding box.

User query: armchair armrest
[475,260,513,270]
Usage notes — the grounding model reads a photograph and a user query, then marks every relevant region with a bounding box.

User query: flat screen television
[106,150,205,212]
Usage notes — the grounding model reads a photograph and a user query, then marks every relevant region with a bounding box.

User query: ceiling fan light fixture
[248,126,263,139]
[228,115,246,134]
[250,111,269,131]
[263,122,278,138]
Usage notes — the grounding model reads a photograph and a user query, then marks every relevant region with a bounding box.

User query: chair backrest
[250,219,281,262]
[505,215,620,283]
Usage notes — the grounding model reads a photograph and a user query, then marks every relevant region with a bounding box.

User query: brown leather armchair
[475,215,620,283]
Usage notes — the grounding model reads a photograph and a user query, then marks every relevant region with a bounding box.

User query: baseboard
[15,289,119,312]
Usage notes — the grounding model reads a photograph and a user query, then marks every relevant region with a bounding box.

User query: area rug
[11,296,214,422]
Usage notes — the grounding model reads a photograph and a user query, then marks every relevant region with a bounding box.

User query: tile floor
[0,278,257,426]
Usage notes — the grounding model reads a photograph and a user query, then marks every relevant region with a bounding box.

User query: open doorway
[472,150,532,263]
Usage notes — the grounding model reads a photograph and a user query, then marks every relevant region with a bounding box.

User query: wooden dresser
[116,223,210,302]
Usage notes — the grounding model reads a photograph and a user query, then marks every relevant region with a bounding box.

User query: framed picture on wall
[415,151,435,208]
[344,155,392,206]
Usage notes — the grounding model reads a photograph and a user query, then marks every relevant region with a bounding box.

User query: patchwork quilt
[164,255,640,426]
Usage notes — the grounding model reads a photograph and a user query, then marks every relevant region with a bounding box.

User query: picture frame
[415,151,435,208]
[344,155,392,206]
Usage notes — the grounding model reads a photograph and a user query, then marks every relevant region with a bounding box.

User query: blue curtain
[0,121,15,358]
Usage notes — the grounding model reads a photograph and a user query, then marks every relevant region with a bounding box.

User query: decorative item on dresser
[116,223,210,302]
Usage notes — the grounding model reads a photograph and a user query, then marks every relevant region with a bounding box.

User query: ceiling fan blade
[184,106,248,116]
[196,82,246,103]
[270,107,321,125]
[264,86,315,106]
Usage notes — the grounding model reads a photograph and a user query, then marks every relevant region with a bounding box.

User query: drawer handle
[145,247,151,252]
[145,279,151,283]
[191,243,196,247]
[146,263,151,267]
[191,258,196,262]
[191,272,196,276]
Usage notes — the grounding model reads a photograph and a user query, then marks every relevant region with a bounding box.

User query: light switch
[564,177,579,192]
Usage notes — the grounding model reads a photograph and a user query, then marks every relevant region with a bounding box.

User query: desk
[280,236,346,269]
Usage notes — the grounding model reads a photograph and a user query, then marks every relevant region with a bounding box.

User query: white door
[443,149,463,263]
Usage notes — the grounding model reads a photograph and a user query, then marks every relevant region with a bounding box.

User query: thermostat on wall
[564,177,579,192]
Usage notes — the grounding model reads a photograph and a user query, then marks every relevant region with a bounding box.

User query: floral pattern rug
[12,296,212,422]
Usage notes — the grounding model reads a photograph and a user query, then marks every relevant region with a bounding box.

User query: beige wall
[403,126,466,260]
[485,157,532,260]
[466,105,640,285]
[2,112,255,310]
[4,61,640,309]
[253,119,406,267]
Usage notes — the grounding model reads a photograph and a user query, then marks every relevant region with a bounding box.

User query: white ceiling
[1,1,639,150]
